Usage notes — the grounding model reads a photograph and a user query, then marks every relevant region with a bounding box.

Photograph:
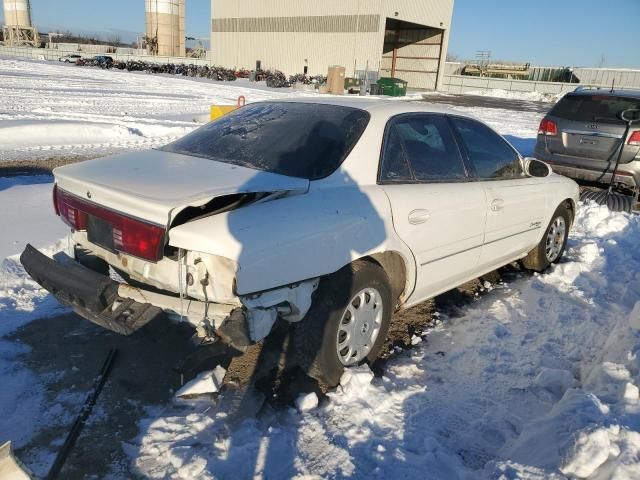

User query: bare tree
[106,34,122,46]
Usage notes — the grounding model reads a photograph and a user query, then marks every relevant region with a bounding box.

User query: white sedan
[21,98,579,385]
[58,54,82,63]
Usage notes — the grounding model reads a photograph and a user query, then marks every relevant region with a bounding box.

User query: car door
[448,115,549,272]
[379,113,487,303]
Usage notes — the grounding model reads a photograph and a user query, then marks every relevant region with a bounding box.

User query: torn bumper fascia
[69,230,239,306]
[20,244,237,336]
[240,278,319,341]
[20,244,319,345]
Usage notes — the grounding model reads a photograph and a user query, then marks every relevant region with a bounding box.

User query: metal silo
[2,0,38,46]
[145,0,185,57]
[3,0,32,26]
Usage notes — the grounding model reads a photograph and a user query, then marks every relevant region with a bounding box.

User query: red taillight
[538,119,558,136]
[628,131,640,146]
[111,217,165,261]
[54,188,165,261]
[56,188,88,231]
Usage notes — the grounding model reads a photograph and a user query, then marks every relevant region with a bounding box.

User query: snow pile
[295,392,319,412]
[0,120,193,150]
[491,203,640,479]
[175,366,226,398]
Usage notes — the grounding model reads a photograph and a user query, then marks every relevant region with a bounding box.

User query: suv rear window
[161,102,370,180]
[550,94,640,123]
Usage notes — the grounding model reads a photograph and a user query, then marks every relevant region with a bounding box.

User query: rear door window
[379,114,468,183]
[550,94,640,123]
[450,116,522,180]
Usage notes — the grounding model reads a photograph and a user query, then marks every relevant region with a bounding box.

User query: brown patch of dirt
[0,157,96,176]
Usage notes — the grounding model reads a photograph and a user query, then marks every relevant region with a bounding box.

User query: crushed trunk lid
[53,149,310,227]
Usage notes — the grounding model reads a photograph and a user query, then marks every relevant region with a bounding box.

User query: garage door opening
[381,18,444,90]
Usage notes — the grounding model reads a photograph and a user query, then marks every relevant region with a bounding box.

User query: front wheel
[522,204,571,272]
[293,260,393,387]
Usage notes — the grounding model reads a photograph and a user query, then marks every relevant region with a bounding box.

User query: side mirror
[524,157,551,178]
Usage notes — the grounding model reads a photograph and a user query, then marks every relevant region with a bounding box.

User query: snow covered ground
[0,57,543,163]
[1,57,639,479]
[0,57,290,162]
[458,88,562,103]
[0,175,68,259]
[119,203,640,480]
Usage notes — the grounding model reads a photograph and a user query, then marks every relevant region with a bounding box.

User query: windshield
[550,94,640,124]
[161,102,370,180]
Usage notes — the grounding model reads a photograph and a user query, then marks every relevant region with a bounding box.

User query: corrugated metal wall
[212,15,380,33]
[440,74,640,95]
[572,68,640,88]
[211,0,454,90]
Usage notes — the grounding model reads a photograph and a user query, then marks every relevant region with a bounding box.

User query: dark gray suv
[534,89,640,190]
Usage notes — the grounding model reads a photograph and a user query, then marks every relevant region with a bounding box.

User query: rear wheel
[293,260,393,387]
[522,204,571,272]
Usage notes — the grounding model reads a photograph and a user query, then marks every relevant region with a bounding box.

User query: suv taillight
[628,131,640,146]
[538,119,558,136]
[54,188,165,262]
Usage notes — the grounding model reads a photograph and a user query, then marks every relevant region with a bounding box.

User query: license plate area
[579,137,599,146]
[87,214,116,251]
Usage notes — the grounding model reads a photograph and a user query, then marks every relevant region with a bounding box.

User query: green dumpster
[377,77,408,97]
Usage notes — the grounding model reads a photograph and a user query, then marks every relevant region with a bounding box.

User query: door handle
[490,199,505,212]
[408,209,431,225]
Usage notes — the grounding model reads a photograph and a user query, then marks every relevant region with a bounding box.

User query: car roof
[264,96,461,117]
[568,88,640,99]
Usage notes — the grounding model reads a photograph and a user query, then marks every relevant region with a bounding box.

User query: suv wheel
[522,204,571,272]
[293,260,392,386]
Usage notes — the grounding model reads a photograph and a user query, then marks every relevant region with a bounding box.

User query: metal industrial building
[210,0,454,90]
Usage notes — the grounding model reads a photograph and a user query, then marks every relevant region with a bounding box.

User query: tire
[293,260,393,387]
[522,204,571,272]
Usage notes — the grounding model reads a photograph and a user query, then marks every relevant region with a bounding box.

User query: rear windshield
[550,94,640,123]
[161,102,370,180]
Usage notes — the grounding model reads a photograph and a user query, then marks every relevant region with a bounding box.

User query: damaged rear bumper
[20,244,163,335]
[19,244,250,346]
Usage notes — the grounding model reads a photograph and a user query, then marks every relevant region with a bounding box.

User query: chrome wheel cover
[336,287,383,366]
[545,216,566,262]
